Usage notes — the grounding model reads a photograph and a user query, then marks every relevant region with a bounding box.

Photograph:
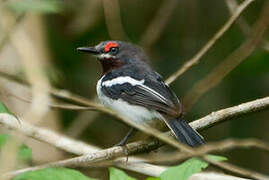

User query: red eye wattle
[105,42,119,52]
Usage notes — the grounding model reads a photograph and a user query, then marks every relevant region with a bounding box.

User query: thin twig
[0,4,51,175]
[8,92,96,111]
[190,172,251,180]
[140,0,178,47]
[165,0,255,85]
[103,0,129,40]
[0,114,165,177]
[0,13,24,52]
[65,111,99,137]
[0,72,196,155]
[1,96,269,178]
[205,158,269,180]
[1,71,269,178]
[0,0,266,178]
[183,0,269,110]
[0,71,105,111]
[190,96,269,131]
[225,0,269,52]
[0,7,26,177]
[147,138,269,163]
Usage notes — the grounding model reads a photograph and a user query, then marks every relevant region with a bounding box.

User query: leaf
[0,134,32,162]
[206,154,228,161]
[146,177,161,180]
[0,101,18,118]
[160,155,227,180]
[18,144,32,161]
[13,168,95,180]
[0,102,12,114]
[160,158,207,180]
[109,167,136,180]
[0,134,10,148]
[6,0,63,14]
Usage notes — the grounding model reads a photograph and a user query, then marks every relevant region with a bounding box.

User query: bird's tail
[166,117,205,147]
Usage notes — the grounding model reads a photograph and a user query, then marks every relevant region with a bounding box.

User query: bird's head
[77,40,148,74]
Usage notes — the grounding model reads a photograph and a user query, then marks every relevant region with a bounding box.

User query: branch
[0,72,194,154]
[8,92,96,111]
[6,144,269,180]
[140,0,178,47]
[147,138,269,163]
[190,96,269,131]
[205,158,269,180]
[103,0,129,40]
[0,71,189,153]
[0,4,51,174]
[0,12,24,52]
[225,0,269,52]
[183,0,269,110]
[0,113,165,177]
[1,96,269,178]
[1,69,269,178]
[190,172,251,180]
[165,0,255,85]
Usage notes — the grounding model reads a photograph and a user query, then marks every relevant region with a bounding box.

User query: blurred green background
[1,0,269,178]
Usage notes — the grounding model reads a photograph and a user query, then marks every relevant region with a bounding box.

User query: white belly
[96,77,164,126]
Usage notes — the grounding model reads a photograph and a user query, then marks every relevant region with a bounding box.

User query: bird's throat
[101,59,125,75]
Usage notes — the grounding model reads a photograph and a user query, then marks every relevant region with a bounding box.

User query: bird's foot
[113,142,129,163]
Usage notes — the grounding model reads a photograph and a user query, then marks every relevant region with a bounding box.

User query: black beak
[77,47,99,54]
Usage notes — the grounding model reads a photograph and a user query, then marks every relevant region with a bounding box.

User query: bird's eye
[110,47,118,54]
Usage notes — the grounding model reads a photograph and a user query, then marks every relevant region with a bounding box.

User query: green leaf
[0,134,32,162]
[13,168,95,180]
[109,167,136,180]
[146,177,161,180]
[6,0,63,14]
[206,154,228,161]
[0,102,12,114]
[160,155,227,180]
[0,134,10,148]
[0,101,18,118]
[18,144,32,161]
[160,158,207,180]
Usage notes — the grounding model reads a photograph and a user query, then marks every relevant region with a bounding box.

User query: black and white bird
[77,41,205,147]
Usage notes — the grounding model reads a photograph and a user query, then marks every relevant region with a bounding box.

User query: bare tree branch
[0,0,267,179]
[190,96,269,131]
[0,113,166,177]
[0,13,24,52]
[165,0,255,85]
[1,95,269,178]
[103,0,129,40]
[1,6,269,175]
[183,0,269,110]
[190,172,251,180]
[12,74,267,134]
[8,92,96,111]
[225,0,269,52]
[2,95,269,156]
[0,72,197,156]
[140,0,178,47]
[147,138,269,163]
[6,144,269,180]
[0,4,51,175]
[205,159,269,180]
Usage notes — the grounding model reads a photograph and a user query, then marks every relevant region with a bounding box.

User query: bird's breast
[96,76,164,126]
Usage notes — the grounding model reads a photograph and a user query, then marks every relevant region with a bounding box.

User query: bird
[77,40,205,147]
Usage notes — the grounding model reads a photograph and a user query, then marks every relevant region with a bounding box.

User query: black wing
[101,76,182,117]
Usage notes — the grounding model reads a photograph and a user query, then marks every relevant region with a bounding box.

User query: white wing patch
[102,76,168,104]
[102,76,145,87]
[97,76,164,125]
